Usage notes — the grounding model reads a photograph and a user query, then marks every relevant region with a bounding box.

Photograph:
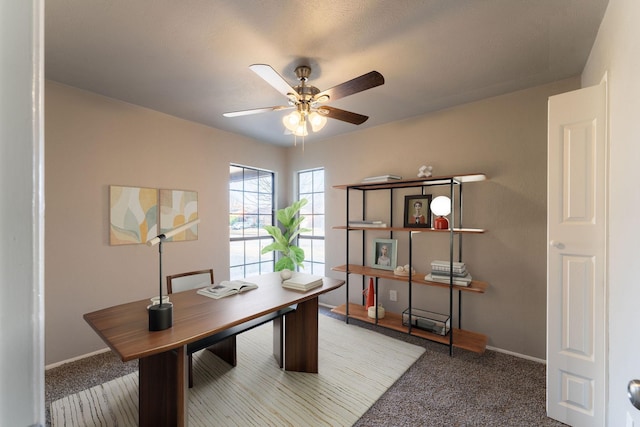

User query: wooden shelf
[331,303,487,354]
[333,225,485,233]
[333,172,489,356]
[333,173,487,191]
[331,264,488,294]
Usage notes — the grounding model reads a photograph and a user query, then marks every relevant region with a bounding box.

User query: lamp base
[148,303,173,331]
[434,216,449,230]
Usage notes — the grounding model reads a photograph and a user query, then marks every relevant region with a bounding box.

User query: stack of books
[348,220,388,228]
[361,174,402,183]
[282,273,324,292]
[425,260,472,286]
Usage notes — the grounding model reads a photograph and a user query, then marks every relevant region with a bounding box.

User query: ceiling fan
[223,64,384,136]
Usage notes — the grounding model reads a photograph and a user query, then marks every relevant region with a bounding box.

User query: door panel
[547,81,606,426]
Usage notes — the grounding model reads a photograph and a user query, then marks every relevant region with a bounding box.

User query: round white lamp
[430,196,451,230]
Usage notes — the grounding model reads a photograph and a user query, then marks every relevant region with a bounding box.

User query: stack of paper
[348,220,388,228]
[425,273,472,287]
[426,260,472,286]
[282,273,324,292]
[430,260,467,275]
[361,174,402,183]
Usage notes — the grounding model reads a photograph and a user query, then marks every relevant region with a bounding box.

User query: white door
[547,81,607,426]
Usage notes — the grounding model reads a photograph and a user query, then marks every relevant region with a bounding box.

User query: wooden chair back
[166,269,214,294]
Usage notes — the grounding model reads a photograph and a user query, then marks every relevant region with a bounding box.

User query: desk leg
[273,316,284,368]
[284,297,318,373]
[206,335,237,366]
[139,345,188,427]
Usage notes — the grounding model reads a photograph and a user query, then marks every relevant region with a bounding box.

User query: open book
[197,280,258,299]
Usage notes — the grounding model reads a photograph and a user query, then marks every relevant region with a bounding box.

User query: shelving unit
[331,173,488,354]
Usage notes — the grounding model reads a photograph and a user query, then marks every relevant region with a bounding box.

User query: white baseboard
[45,347,111,370]
[486,345,546,364]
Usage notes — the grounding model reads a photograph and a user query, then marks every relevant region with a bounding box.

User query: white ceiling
[45,0,609,146]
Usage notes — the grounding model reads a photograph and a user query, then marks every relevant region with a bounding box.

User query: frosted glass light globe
[430,196,451,216]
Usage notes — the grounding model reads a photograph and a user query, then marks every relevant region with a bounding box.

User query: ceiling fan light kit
[224,63,384,143]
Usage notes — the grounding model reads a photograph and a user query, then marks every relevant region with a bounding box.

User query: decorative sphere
[279,269,292,280]
[430,196,452,216]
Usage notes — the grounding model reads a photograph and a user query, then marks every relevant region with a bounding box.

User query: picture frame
[404,194,433,228]
[372,238,398,270]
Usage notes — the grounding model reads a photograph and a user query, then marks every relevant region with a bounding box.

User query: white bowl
[150,295,170,305]
[367,306,385,319]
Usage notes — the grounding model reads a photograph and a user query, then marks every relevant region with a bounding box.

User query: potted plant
[261,198,310,271]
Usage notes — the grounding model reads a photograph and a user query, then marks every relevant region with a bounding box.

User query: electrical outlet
[389,290,397,302]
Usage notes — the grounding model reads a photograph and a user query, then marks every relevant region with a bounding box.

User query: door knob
[550,240,565,249]
[629,380,640,410]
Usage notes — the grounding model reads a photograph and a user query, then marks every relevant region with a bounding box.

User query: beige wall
[291,77,579,359]
[44,81,288,364]
[46,76,579,365]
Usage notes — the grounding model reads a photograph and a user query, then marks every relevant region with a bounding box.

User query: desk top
[84,272,344,362]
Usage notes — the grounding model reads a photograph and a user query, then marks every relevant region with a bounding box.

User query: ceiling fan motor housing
[294,65,311,81]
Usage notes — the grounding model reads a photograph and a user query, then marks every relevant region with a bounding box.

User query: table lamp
[430,196,451,230]
[146,218,200,331]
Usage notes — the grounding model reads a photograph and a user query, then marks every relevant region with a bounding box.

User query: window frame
[297,167,325,276]
[229,164,275,279]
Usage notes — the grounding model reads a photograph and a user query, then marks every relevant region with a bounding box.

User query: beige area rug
[51,315,425,426]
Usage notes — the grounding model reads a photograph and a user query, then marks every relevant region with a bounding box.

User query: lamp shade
[430,196,451,216]
[293,121,308,136]
[283,111,301,132]
[309,111,327,132]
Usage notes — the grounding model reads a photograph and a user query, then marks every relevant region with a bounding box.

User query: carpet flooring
[50,314,424,426]
[46,308,566,426]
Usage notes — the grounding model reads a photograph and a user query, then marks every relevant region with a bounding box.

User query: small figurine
[418,165,433,178]
[394,264,416,276]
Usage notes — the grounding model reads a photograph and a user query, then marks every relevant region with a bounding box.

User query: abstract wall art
[109,185,158,245]
[159,189,198,242]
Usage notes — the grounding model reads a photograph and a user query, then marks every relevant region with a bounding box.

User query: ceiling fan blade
[223,105,291,117]
[249,64,300,101]
[318,106,369,125]
[314,71,384,103]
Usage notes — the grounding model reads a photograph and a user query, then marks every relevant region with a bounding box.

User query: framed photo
[372,238,397,270]
[404,194,433,228]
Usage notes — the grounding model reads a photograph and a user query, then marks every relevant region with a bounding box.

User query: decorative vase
[365,277,375,309]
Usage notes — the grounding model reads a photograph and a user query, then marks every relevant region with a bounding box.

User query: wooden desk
[84,273,344,427]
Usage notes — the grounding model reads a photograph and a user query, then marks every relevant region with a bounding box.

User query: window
[298,168,325,275]
[229,165,274,280]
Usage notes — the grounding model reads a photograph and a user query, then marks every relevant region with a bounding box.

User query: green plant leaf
[290,246,305,265]
[260,241,288,254]
[260,198,309,270]
[276,209,291,227]
[288,227,311,243]
[275,257,295,271]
